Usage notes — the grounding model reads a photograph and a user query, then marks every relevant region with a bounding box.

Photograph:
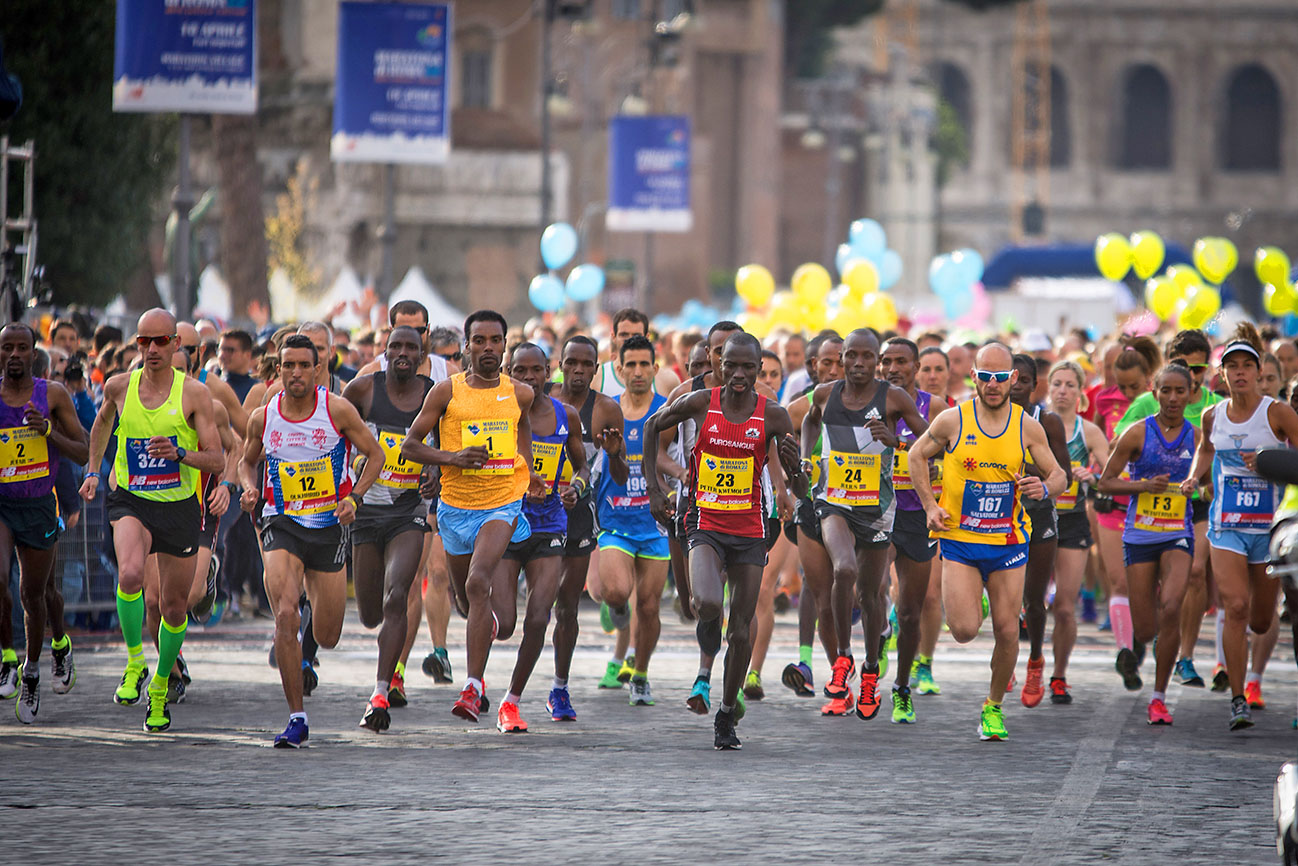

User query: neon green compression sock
[116,586,145,664]
[151,616,188,692]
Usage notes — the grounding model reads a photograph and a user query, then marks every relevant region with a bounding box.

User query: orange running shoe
[855,670,881,720]
[451,682,483,722]
[1245,681,1266,709]
[388,672,408,708]
[825,655,855,700]
[497,700,528,733]
[1005,672,1017,694]
[1147,698,1173,725]
[821,689,854,716]
[1020,657,1045,708]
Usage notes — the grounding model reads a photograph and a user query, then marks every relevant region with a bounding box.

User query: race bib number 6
[377,431,419,489]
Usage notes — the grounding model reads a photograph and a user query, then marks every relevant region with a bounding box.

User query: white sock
[552,677,568,690]
[374,680,389,698]
[466,677,483,693]
[719,702,734,714]
[697,666,711,680]
[505,691,522,706]
[610,657,624,667]
[1246,672,1261,686]
[1216,609,1227,667]
[1151,691,1166,703]
[290,711,307,723]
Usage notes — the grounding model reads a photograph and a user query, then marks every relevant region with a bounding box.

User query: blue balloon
[952,248,984,286]
[878,249,903,291]
[565,264,605,302]
[540,222,579,271]
[1284,314,1298,338]
[835,243,855,276]
[928,255,961,297]
[942,287,974,320]
[849,219,887,260]
[528,273,566,312]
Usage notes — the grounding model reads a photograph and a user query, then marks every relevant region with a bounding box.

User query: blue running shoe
[302,659,318,697]
[686,676,711,715]
[274,717,309,748]
[781,661,815,697]
[1175,657,1205,687]
[546,687,576,721]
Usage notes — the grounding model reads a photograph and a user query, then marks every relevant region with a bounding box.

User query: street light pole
[539,0,554,230]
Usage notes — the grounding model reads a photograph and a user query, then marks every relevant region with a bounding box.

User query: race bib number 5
[0,426,49,483]
[277,458,337,516]
[696,453,753,511]
[462,419,516,476]
[532,440,564,486]
[826,451,882,507]
[125,436,180,492]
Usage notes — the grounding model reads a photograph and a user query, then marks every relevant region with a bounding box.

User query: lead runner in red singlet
[645,333,797,751]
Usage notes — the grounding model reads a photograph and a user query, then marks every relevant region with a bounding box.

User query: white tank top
[379,352,449,383]
[261,386,354,528]
[1209,396,1282,533]
[599,361,626,399]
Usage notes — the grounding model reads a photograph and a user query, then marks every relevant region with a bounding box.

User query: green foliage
[785,1,885,79]
[1,1,176,306]
[933,98,969,187]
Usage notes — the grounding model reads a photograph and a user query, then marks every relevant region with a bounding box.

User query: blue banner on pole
[113,0,257,114]
[607,115,691,233]
[331,2,452,165]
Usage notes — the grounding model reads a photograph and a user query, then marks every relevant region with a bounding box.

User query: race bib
[959,480,1015,535]
[461,419,516,476]
[277,457,337,516]
[1220,475,1274,530]
[893,446,912,492]
[1133,491,1188,533]
[532,440,564,486]
[0,426,49,484]
[825,451,882,508]
[1056,460,1082,512]
[609,454,650,509]
[696,452,753,511]
[125,436,181,492]
[377,431,419,489]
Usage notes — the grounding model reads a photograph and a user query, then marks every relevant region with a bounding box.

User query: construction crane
[1008,0,1051,241]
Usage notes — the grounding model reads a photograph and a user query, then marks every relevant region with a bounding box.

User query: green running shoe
[981,590,990,619]
[877,633,890,680]
[143,682,171,733]
[599,602,615,634]
[885,606,899,653]
[735,690,746,722]
[743,670,765,701]
[617,656,636,684]
[912,660,941,695]
[978,701,1008,741]
[891,686,916,724]
[598,660,623,689]
[114,662,149,706]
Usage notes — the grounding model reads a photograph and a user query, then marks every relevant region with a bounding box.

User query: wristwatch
[176,446,187,462]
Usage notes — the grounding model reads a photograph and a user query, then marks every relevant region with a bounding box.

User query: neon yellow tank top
[936,400,1031,545]
[114,368,199,502]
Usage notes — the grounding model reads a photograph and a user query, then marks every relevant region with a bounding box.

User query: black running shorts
[259,515,349,573]
[108,488,200,558]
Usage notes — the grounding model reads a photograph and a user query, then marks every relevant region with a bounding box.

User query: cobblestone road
[1,604,1291,865]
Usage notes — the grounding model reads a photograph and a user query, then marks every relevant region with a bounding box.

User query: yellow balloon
[1193,237,1237,284]
[1129,231,1165,281]
[1144,276,1180,320]
[770,290,801,329]
[792,263,833,306]
[798,303,828,334]
[735,264,775,309]
[1176,285,1222,330]
[841,259,880,300]
[1094,233,1132,282]
[1264,283,1298,318]
[1165,264,1203,295]
[862,292,899,332]
[1256,246,1291,288]
[737,311,771,338]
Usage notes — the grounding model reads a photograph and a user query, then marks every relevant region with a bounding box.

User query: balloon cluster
[1096,230,1232,331]
[528,222,606,312]
[1256,246,1297,317]
[927,248,987,325]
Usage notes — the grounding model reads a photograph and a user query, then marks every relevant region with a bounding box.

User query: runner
[594,335,670,707]
[0,323,88,723]
[240,334,384,746]
[645,331,797,750]
[1009,353,1073,708]
[494,341,585,731]
[401,310,545,723]
[803,329,926,723]
[1043,359,1109,703]
[549,336,626,703]
[1184,323,1298,730]
[355,301,451,383]
[342,325,435,732]
[908,342,1066,741]
[595,307,681,397]
[913,346,954,695]
[1100,364,1198,725]
[878,336,941,722]
[79,309,225,733]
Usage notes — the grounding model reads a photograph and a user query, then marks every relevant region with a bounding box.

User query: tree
[213,115,270,318]
[785,1,885,80]
[0,1,175,306]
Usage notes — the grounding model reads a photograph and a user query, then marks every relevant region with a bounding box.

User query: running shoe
[1049,677,1072,705]
[143,683,171,733]
[1147,698,1173,726]
[735,690,747,722]
[114,662,149,706]
[546,687,576,721]
[190,554,219,620]
[274,716,309,748]
[629,677,654,706]
[981,590,990,619]
[1080,592,1097,624]
[686,676,711,715]
[0,659,19,698]
[360,694,391,732]
[891,686,916,724]
[912,660,941,695]
[50,640,75,695]
[1099,614,1111,632]
[877,633,890,680]
[479,685,490,714]
[302,659,318,697]
[451,682,483,722]
[885,606,899,653]
[597,660,623,689]
[825,655,855,700]
[167,673,187,705]
[1021,656,1045,708]
[1229,695,1253,731]
[15,671,38,724]
[743,670,765,701]
[1115,648,1142,691]
[1175,657,1205,688]
[978,701,1008,741]
[422,648,454,684]
[714,708,741,750]
[616,656,636,684]
[821,689,854,717]
[1245,681,1266,709]
[388,671,408,708]
[781,661,815,697]
[855,670,881,720]
[599,601,615,634]
[497,700,528,733]
[175,653,191,685]
[1211,664,1229,692]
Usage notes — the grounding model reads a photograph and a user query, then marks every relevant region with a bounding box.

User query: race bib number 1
[696,453,754,511]
[125,436,181,492]
[0,426,49,483]
[462,419,516,476]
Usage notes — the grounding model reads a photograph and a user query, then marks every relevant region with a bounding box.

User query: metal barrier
[57,483,119,617]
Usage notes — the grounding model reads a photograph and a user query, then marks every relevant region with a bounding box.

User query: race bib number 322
[125,436,180,491]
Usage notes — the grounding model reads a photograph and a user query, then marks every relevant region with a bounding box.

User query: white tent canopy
[194,265,233,323]
[268,267,301,323]
[313,266,366,331]
[391,266,463,330]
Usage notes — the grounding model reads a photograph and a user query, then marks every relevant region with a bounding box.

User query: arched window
[1050,67,1070,167]
[936,62,972,165]
[1221,64,1281,171]
[1116,64,1172,169]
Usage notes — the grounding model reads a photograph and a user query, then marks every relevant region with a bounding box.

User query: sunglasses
[973,369,1012,383]
[413,326,429,335]
[436,351,461,362]
[136,334,175,348]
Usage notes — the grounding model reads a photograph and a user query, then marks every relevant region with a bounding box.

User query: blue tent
[981,243,1235,304]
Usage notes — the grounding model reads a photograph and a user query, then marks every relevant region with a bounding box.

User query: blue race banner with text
[607,115,691,233]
